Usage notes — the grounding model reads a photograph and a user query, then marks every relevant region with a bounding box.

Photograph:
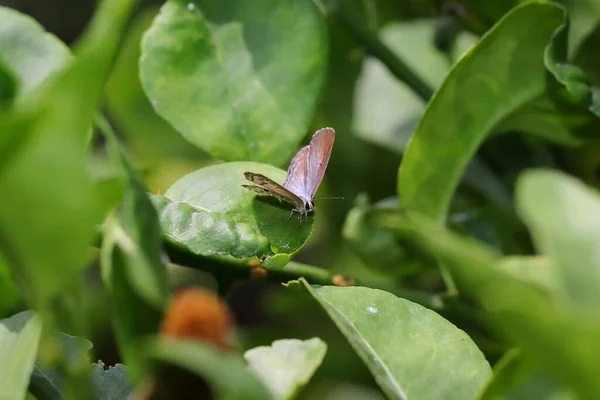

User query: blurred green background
[3,0,600,398]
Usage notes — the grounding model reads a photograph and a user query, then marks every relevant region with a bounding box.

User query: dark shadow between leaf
[250,196,314,254]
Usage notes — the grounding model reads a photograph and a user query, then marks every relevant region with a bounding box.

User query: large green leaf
[148,337,273,400]
[379,212,600,398]
[100,131,169,383]
[0,311,43,400]
[89,362,133,400]
[286,279,491,400]
[0,6,71,99]
[0,0,137,304]
[244,338,327,400]
[154,162,314,270]
[516,170,600,307]
[140,0,328,165]
[29,332,93,400]
[490,95,585,147]
[398,2,565,224]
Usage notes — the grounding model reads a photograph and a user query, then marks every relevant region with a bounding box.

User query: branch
[164,243,444,310]
[333,4,435,102]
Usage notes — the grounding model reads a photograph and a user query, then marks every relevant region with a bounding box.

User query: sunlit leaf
[0,6,71,98]
[286,279,491,400]
[0,311,42,400]
[516,170,600,307]
[398,2,564,224]
[140,0,327,165]
[244,338,327,400]
[154,162,314,270]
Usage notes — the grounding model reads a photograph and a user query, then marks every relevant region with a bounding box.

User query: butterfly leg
[288,209,296,219]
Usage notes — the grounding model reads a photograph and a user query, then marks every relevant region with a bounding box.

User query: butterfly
[242,127,336,220]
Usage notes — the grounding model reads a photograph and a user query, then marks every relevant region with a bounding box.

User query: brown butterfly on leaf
[242,127,340,220]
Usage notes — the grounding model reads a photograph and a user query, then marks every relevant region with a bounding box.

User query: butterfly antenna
[315,196,345,200]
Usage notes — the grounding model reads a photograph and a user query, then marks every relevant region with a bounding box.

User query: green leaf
[100,131,170,383]
[353,19,476,152]
[89,362,133,400]
[148,337,273,400]
[381,212,600,398]
[244,338,327,400]
[0,0,137,304]
[106,6,205,163]
[516,169,600,307]
[29,333,92,400]
[398,2,565,224]
[0,6,71,99]
[154,162,314,270]
[495,256,557,293]
[478,350,576,400]
[544,13,600,117]
[0,311,43,400]
[491,95,586,147]
[139,0,328,165]
[286,279,491,400]
[564,0,600,57]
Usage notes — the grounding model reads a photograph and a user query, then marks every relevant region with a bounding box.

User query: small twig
[164,243,444,310]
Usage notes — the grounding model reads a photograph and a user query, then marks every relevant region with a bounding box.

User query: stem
[164,243,444,310]
[369,210,460,296]
[333,4,435,102]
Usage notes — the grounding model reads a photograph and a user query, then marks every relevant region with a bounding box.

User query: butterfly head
[305,200,315,213]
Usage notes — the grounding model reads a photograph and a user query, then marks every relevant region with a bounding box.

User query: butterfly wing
[243,172,305,209]
[306,127,335,200]
[282,145,309,199]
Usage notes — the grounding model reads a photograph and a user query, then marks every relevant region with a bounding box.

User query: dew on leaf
[366,305,378,314]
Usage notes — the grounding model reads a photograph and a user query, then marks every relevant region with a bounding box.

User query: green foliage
[0,311,42,400]
[0,6,71,99]
[89,363,133,400]
[139,0,328,166]
[148,337,273,400]
[398,2,565,224]
[2,0,600,398]
[100,128,169,383]
[244,338,327,400]
[154,162,314,270]
[287,278,491,400]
